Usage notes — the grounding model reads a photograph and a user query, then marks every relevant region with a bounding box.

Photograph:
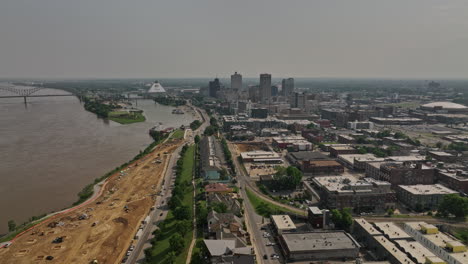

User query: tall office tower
[260,73,272,103]
[209,78,221,98]
[281,78,294,97]
[291,92,306,108]
[231,72,242,90]
[271,85,279,97]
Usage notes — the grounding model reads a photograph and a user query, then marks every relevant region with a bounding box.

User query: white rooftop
[422,101,468,109]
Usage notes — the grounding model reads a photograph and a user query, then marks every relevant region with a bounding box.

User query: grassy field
[108,110,146,124]
[245,187,303,217]
[148,145,195,264]
[170,129,185,140]
[451,228,468,245]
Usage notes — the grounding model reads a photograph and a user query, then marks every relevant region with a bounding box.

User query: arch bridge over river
[0,84,75,104]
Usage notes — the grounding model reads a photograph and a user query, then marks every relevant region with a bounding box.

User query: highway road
[127,106,209,264]
[126,141,184,264]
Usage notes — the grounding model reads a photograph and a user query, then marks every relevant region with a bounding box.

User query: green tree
[210,117,218,127]
[273,166,303,190]
[190,120,202,130]
[194,135,200,144]
[394,131,407,139]
[220,168,229,181]
[306,122,316,129]
[169,234,185,254]
[204,126,217,136]
[386,208,395,216]
[331,208,353,231]
[167,250,177,263]
[212,202,228,213]
[438,194,468,218]
[8,220,16,232]
[175,220,192,237]
[174,205,191,220]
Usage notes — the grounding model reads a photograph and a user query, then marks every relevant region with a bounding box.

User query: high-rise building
[291,92,306,108]
[231,72,242,90]
[282,78,294,97]
[260,73,272,103]
[271,85,279,97]
[209,78,221,98]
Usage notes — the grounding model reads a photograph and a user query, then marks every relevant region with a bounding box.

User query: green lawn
[245,187,303,217]
[451,228,468,245]
[148,145,195,264]
[170,129,185,140]
[108,111,146,124]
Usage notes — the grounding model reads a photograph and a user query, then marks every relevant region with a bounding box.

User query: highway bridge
[0,85,75,103]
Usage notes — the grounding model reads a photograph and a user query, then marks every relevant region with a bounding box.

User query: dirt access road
[0,138,184,264]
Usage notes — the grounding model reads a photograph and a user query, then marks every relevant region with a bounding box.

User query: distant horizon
[2,76,468,81]
[1,1,468,79]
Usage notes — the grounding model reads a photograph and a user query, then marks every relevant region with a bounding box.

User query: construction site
[0,137,184,264]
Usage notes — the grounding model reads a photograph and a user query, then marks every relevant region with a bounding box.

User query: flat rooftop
[398,184,458,195]
[271,215,296,230]
[280,231,360,252]
[331,145,356,150]
[373,235,416,264]
[307,160,342,167]
[288,151,330,161]
[394,240,437,264]
[312,176,390,193]
[354,218,382,236]
[338,154,385,165]
[428,151,455,157]
[387,155,426,162]
[308,206,323,215]
[240,150,281,159]
[373,222,412,240]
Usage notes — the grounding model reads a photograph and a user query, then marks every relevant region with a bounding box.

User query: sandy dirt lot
[0,138,183,264]
[235,142,268,153]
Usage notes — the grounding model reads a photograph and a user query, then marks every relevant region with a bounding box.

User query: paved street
[128,105,209,264]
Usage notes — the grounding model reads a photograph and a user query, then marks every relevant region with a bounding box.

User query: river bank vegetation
[83,97,145,124]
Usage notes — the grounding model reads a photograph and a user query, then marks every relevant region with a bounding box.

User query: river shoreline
[0,90,195,234]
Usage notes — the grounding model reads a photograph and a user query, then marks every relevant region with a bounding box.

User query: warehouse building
[436,169,468,194]
[330,145,358,157]
[396,184,457,210]
[278,231,360,262]
[270,215,296,235]
[312,176,395,212]
[404,222,468,264]
[272,135,313,151]
[239,151,282,163]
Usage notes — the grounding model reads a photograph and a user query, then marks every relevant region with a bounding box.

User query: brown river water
[0,87,194,234]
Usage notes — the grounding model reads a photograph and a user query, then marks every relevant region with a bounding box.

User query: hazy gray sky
[1,0,467,79]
